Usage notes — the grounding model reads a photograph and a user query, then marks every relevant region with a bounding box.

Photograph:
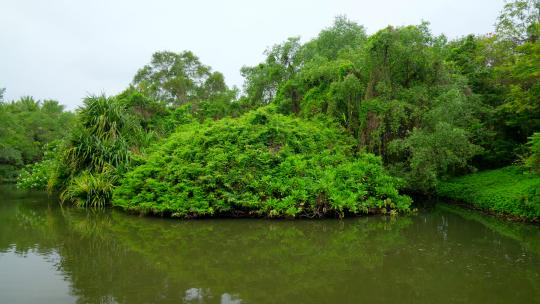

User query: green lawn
[437,166,540,221]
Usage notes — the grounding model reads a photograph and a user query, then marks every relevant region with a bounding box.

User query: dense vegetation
[8,0,540,220]
[437,166,540,220]
[0,96,74,183]
[114,108,411,217]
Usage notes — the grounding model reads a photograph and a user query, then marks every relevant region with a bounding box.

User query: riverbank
[436,166,540,222]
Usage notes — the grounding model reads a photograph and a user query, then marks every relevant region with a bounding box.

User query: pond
[1,185,540,304]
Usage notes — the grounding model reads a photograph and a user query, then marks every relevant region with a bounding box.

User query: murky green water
[1,186,540,303]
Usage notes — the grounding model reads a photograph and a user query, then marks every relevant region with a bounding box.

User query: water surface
[1,186,540,303]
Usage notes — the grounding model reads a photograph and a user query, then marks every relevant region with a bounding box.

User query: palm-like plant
[60,165,118,208]
[56,95,142,207]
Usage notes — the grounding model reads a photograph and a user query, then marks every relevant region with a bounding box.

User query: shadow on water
[1,185,540,304]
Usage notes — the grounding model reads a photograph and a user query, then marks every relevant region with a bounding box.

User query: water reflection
[183,288,242,304]
[1,186,540,304]
[0,249,75,304]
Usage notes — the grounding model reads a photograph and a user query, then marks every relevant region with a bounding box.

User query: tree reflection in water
[2,187,540,304]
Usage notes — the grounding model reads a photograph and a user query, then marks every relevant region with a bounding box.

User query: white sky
[0,0,504,110]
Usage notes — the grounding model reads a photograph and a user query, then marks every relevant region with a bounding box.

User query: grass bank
[436,166,540,221]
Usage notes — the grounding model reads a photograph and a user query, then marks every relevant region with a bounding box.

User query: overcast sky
[1,0,504,110]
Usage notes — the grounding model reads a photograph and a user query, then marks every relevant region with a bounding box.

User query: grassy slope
[437,166,540,221]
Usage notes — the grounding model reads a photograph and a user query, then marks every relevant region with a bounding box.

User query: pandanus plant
[58,95,141,207]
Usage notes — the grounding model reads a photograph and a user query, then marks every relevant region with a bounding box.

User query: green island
[2,1,540,221]
[2,1,540,302]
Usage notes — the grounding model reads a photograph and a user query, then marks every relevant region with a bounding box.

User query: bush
[114,107,411,218]
[16,141,63,191]
[437,166,540,221]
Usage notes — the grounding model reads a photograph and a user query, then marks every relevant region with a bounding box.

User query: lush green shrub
[17,141,63,190]
[114,107,411,218]
[437,166,540,220]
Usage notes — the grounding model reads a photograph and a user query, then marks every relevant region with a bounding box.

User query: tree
[302,16,367,61]
[498,23,540,138]
[244,20,493,191]
[446,5,540,167]
[241,37,303,105]
[133,51,231,106]
[496,0,540,44]
[328,73,363,134]
[0,97,74,182]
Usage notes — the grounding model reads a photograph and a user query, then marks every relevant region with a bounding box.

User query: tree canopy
[0,97,74,182]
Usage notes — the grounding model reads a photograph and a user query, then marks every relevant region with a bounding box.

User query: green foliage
[19,50,251,207]
[0,97,74,183]
[17,141,63,190]
[46,95,149,206]
[497,23,540,137]
[445,3,540,167]
[525,132,540,173]
[302,16,367,61]
[243,20,487,191]
[242,7,540,192]
[132,51,234,107]
[241,37,303,105]
[132,51,245,120]
[496,0,540,44]
[12,2,540,216]
[114,108,411,218]
[63,95,139,175]
[390,123,483,193]
[437,166,540,220]
[60,166,117,208]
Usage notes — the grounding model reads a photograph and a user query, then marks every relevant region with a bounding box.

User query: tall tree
[133,51,230,106]
[496,0,540,44]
